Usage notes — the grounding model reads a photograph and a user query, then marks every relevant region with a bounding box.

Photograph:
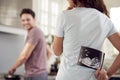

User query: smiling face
[20,13,36,30]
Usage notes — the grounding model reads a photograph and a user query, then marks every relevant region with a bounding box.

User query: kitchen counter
[1,74,120,80]
[0,74,24,80]
[0,74,56,80]
[48,75,56,80]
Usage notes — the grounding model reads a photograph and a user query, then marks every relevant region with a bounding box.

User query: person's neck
[28,25,36,31]
[28,27,33,31]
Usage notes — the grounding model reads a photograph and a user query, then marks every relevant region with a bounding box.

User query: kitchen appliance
[4,74,20,80]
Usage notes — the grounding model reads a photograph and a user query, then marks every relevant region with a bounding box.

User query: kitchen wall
[0,0,32,29]
[104,0,120,11]
[0,0,32,74]
[0,32,25,74]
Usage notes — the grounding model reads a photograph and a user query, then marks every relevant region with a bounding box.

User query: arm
[107,32,120,77]
[52,36,63,56]
[8,42,36,75]
[96,33,120,80]
[107,54,120,77]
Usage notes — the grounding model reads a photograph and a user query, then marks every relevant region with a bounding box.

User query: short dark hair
[20,8,35,18]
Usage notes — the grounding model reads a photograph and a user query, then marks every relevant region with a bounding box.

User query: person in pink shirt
[8,8,49,80]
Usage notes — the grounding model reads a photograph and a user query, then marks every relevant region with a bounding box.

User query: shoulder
[90,8,111,24]
[58,11,66,17]
[30,27,43,33]
[58,9,74,16]
[28,27,44,37]
[91,8,108,19]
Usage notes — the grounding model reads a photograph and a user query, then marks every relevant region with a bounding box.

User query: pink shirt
[25,27,47,77]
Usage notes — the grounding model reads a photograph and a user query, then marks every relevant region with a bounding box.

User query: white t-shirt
[54,7,118,80]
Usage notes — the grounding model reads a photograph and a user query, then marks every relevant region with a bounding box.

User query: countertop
[0,74,56,80]
[1,74,120,80]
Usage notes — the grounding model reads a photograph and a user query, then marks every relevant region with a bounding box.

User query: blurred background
[0,0,120,80]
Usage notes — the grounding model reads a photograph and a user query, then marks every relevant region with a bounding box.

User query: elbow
[20,56,28,62]
[54,51,62,56]
[23,57,28,61]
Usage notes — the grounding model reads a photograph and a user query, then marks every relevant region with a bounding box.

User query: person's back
[53,0,120,80]
[55,7,117,80]
[62,7,113,53]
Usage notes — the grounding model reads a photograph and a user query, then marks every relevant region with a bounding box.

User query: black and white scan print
[78,46,105,70]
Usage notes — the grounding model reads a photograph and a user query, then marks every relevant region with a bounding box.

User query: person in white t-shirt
[53,0,120,80]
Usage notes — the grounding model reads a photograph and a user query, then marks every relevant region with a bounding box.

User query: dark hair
[20,8,35,18]
[73,0,109,17]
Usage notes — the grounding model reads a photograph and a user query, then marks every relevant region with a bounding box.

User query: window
[109,7,120,54]
[110,7,120,31]
[32,0,67,43]
[36,0,61,37]
[102,7,120,69]
[103,7,120,59]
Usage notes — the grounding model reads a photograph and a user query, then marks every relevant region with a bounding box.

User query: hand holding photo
[78,46,105,70]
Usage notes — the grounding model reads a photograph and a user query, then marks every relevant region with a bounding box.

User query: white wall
[104,0,120,11]
[0,32,25,74]
[0,0,32,28]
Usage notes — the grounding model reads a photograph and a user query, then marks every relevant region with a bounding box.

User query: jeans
[24,72,48,80]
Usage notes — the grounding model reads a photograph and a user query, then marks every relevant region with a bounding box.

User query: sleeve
[54,12,66,37]
[27,29,40,46]
[107,20,119,37]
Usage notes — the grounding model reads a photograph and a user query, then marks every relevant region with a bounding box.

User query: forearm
[12,54,27,69]
[53,37,63,56]
[9,43,35,73]
[107,54,120,77]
